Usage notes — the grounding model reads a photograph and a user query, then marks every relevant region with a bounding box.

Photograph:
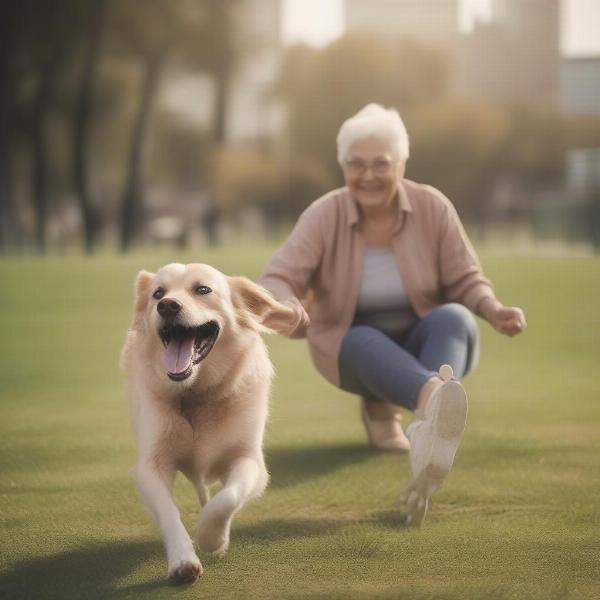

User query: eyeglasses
[344,158,394,176]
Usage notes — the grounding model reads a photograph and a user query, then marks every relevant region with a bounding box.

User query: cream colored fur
[120,263,295,584]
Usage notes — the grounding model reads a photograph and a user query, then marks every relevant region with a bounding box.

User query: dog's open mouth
[158,321,220,381]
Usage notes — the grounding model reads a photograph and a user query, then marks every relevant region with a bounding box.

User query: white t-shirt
[353,246,417,337]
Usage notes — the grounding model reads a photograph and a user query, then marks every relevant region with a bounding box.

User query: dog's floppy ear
[228,276,298,333]
[132,270,155,325]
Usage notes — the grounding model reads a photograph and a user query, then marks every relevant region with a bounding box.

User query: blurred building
[228,0,284,143]
[345,0,463,97]
[561,56,600,115]
[345,0,460,46]
[560,55,600,196]
[461,0,560,106]
[344,0,560,106]
[566,148,600,189]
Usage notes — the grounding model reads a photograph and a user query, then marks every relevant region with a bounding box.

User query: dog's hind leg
[180,468,210,507]
[195,457,268,556]
[195,479,210,507]
[135,463,203,584]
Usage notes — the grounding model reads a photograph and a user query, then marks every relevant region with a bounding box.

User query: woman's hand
[278,297,310,337]
[479,298,527,337]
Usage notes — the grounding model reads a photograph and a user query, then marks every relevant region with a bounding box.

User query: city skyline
[282,0,600,57]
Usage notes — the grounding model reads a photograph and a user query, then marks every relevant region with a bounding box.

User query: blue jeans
[338,303,480,411]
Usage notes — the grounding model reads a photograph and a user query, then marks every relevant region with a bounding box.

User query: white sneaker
[401,365,467,527]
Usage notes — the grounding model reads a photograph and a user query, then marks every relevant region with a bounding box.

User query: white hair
[336,103,410,166]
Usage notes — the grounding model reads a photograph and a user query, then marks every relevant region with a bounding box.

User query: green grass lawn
[1,241,599,600]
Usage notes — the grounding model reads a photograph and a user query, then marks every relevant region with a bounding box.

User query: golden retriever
[120,263,298,584]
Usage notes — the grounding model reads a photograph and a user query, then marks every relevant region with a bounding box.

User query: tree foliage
[0,0,246,252]
[276,33,451,177]
[275,32,600,223]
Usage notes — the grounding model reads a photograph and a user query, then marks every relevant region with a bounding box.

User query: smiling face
[144,263,233,382]
[343,137,405,214]
[129,263,297,386]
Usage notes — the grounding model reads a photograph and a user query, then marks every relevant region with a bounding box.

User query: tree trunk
[74,0,106,254]
[213,73,229,144]
[120,51,163,252]
[31,3,65,254]
[32,65,55,253]
[0,3,21,251]
[0,63,16,252]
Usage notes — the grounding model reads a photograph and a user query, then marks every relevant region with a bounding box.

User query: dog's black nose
[157,298,182,318]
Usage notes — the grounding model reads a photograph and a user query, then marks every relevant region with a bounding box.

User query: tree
[26,0,70,252]
[1,0,105,253]
[195,1,243,144]
[275,33,451,179]
[112,0,179,251]
[408,98,509,227]
[115,0,244,251]
[499,104,569,191]
[0,2,21,250]
[73,0,108,254]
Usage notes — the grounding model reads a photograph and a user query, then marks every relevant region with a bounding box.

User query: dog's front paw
[168,556,203,585]
[167,539,203,585]
[196,514,231,556]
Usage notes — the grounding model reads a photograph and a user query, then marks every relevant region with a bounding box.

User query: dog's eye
[152,287,165,300]
[194,285,212,295]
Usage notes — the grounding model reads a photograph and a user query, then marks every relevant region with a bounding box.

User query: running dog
[120,263,297,584]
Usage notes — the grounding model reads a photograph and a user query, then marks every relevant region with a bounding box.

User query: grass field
[1,241,599,600]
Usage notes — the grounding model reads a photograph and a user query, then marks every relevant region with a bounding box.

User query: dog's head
[130,263,294,383]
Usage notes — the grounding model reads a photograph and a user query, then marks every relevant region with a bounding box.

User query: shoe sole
[402,380,467,527]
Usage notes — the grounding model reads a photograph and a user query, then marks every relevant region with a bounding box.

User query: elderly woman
[259,103,526,526]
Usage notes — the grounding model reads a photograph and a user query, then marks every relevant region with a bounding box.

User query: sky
[281,0,600,57]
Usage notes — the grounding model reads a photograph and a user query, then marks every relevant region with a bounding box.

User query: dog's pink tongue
[161,337,194,375]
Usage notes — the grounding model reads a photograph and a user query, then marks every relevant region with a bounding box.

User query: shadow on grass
[266,443,379,488]
[234,516,344,544]
[233,510,406,544]
[0,540,172,600]
[233,510,409,547]
[0,444,395,600]
[460,438,587,469]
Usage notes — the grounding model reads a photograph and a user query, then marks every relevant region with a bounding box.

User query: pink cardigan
[259,179,496,387]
